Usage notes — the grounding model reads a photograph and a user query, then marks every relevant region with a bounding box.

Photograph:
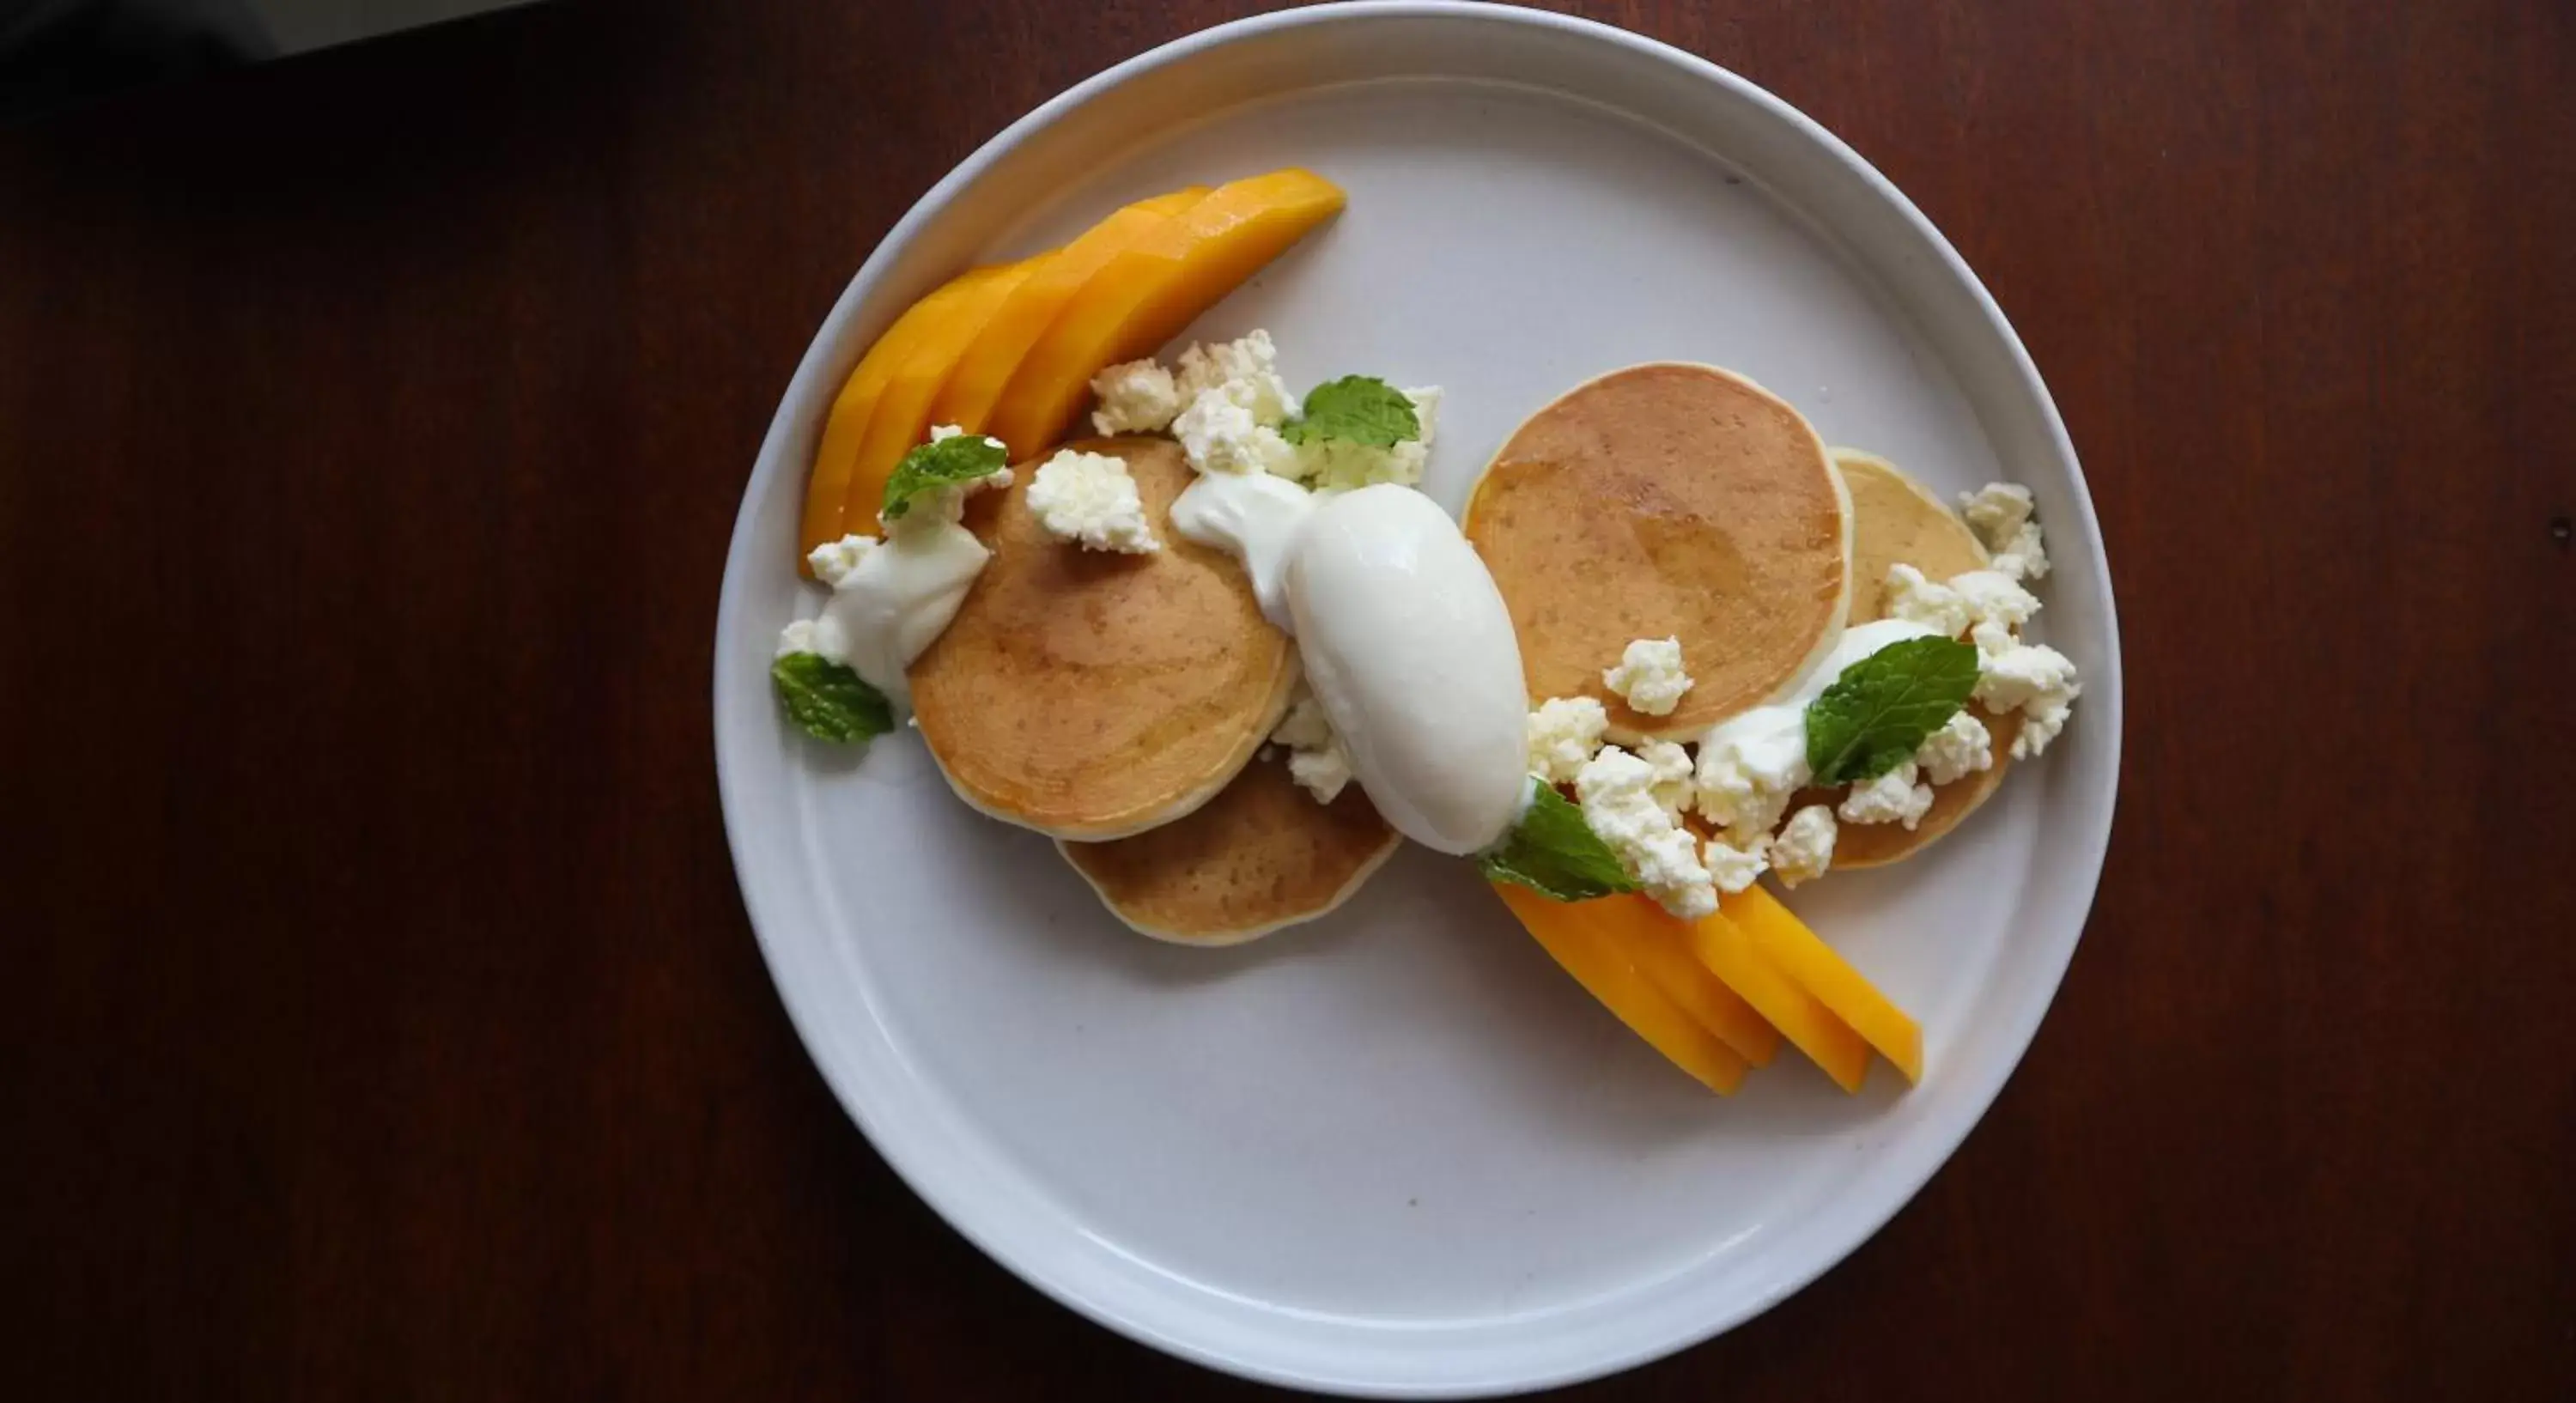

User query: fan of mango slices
[1498,884,1919,1096]
[798,169,1347,567]
[799,167,1920,1097]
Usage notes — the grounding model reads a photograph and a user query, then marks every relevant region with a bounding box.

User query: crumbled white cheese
[1883,515,2075,774]
[1284,386,1443,493]
[1703,835,1770,895]
[1838,758,1935,829]
[1988,522,2050,582]
[1271,688,1353,804]
[1915,708,1995,786]
[1576,745,1716,920]
[1288,744,1353,804]
[1770,805,1839,888]
[807,533,880,590]
[1272,691,1332,750]
[1893,556,2077,763]
[1601,636,1693,717]
[1974,640,2079,714]
[1694,723,1810,849]
[1525,695,1609,785]
[1025,449,1158,554]
[1173,391,1297,477]
[1959,483,2051,581]
[2014,694,2076,759]
[777,618,819,658]
[1950,569,2043,637]
[1959,482,2034,543]
[1975,640,2082,759]
[1088,359,1184,436]
[1176,330,1294,427]
[1884,564,1971,638]
[1637,739,1697,820]
[1889,565,2039,659]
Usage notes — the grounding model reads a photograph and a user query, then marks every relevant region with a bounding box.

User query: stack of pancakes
[908,440,1401,944]
[1465,363,2014,869]
[910,364,2011,946]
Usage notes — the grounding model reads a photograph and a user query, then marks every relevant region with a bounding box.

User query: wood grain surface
[3,1,2571,1398]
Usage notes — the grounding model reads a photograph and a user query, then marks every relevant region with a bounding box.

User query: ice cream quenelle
[1280,485,1531,855]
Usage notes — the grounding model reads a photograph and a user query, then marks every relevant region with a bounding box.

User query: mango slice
[799,266,1007,562]
[1510,887,1780,1066]
[834,257,1047,536]
[926,188,1208,438]
[1492,884,1748,1095]
[986,168,1346,459]
[1679,902,1873,1092]
[1723,885,1923,1083]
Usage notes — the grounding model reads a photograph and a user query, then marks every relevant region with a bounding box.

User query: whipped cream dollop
[1167,470,1315,629]
[786,428,1012,705]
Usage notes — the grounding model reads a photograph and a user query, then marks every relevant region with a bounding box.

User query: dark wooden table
[5,1,2570,1398]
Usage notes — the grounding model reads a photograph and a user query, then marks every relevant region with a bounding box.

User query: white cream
[813,522,991,704]
[1169,470,1315,629]
[1284,485,1529,854]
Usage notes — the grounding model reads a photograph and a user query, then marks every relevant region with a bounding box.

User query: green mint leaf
[879,433,1009,522]
[1805,635,1981,784]
[772,653,894,744]
[1475,781,1639,902]
[1282,376,1420,449]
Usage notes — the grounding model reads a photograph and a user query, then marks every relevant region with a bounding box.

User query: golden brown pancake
[1804,447,2014,868]
[1464,363,1850,740]
[909,439,1296,840]
[1837,448,1988,622]
[1058,755,1401,944]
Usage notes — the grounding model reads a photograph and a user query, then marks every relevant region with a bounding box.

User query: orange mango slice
[799,266,1008,562]
[1723,884,1923,1083]
[1492,884,1747,1095]
[1679,902,1873,1092]
[986,167,1346,459]
[1510,886,1781,1066]
[834,257,1047,537]
[926,187,1208,438]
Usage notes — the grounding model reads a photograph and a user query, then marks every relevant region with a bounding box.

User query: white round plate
[714,3,2122,1395]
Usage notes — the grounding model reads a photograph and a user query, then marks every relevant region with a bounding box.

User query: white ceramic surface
[713,4,2123,1395]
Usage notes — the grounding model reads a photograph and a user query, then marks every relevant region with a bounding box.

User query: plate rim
[712,3,2124,1394]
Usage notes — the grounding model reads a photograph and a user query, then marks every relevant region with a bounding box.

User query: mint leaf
[1475,781,1639,902]
[1805,636,1980,784]
[879,433,1009,522]
[1282,376,1419,449]
[773,653,893,744]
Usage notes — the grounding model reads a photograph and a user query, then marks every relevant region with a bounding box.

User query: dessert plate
[713,3,2123,1394]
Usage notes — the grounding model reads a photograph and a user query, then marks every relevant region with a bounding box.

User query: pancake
[1464,363,1850,741]
[1803,447,2014,868]
[1837,448,1986,623]
[909,439,1296,840]
[1058,754,1401,944]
